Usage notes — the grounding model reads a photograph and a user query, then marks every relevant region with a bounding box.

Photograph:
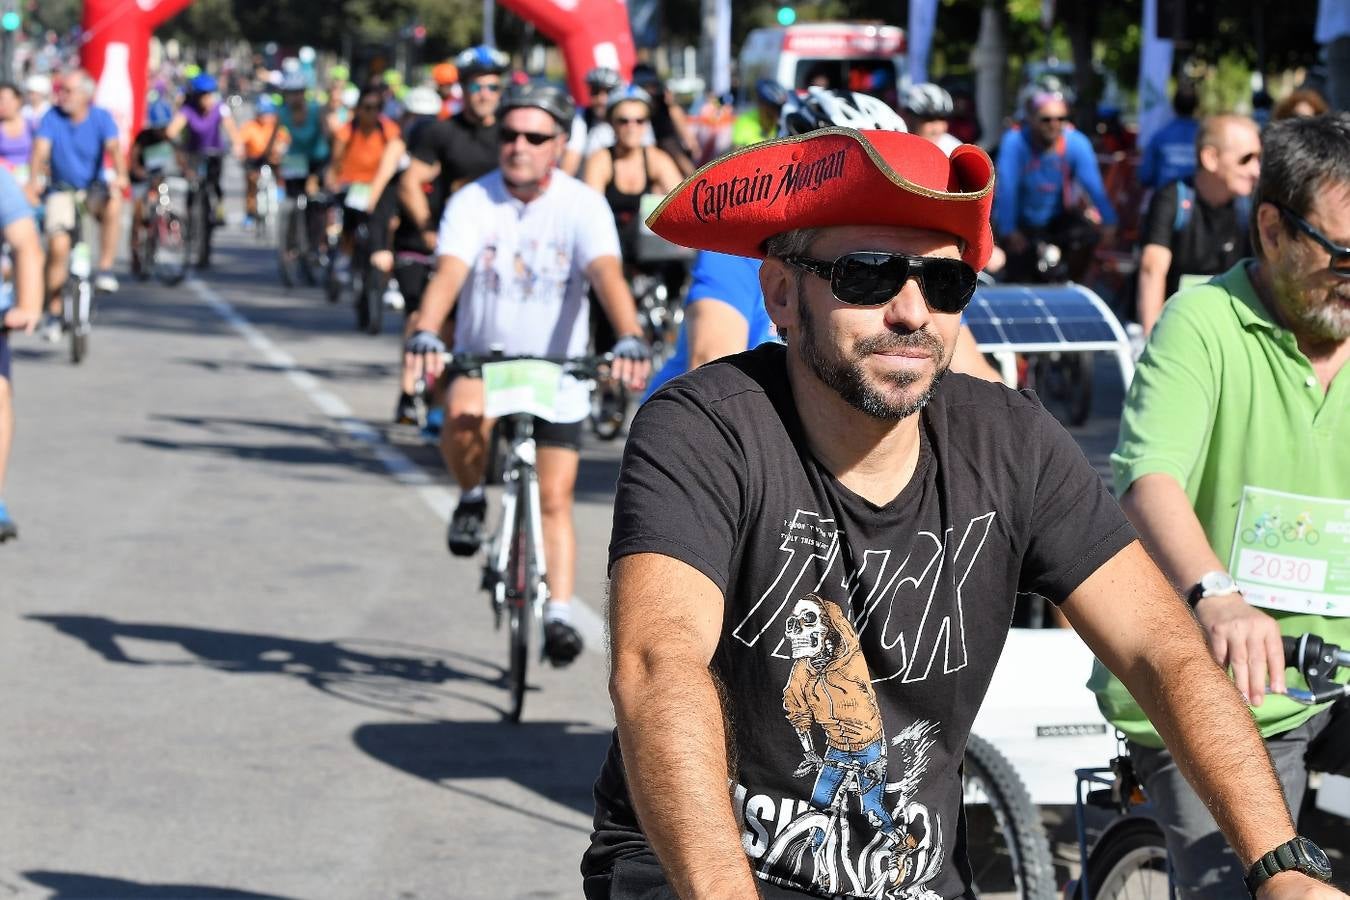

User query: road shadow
[22,871,297,899]
[120,416,393,480]
[575,453,623,505]
[25,614,507,719]
[173,356,400,383]
[352,719,612,824]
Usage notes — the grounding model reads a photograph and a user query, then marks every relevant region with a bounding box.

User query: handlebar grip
[1283,635,1298,669]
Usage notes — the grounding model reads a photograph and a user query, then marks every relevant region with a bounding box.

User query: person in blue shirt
[994,91,1117,283]
[27,70,127,333]
[0,164,47,541]
[1137,80,1200,191]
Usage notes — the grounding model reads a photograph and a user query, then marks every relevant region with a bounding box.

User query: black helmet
[585,67,622,92]
[500,80,576,129]
[756,78,789,108]
[454,44,509,80]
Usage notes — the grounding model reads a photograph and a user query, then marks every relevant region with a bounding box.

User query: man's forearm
[399,171,432,231]
[590,258,642,337]
[1124,613,1296,867]
[613,656,760,899]
[1121,474,1226,590]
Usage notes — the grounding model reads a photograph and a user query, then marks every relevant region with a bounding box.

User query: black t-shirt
[584,344,1134,899]
[410,113,499,196]
[1142,181,1251,297]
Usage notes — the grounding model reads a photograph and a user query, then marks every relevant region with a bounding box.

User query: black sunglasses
[468,82,502,94]
[499,128,557,146]
[1276,205,1350,278]
[1038,115,1069,124]
[782,251,978,313]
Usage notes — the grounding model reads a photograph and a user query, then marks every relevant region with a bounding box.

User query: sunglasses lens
[831,253,911,305]
[917,259,978,312]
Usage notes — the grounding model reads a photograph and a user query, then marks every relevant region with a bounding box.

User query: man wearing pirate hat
[584,109,1342,899]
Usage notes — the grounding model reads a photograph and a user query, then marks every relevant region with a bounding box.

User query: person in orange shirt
[238,95,289,227]
[327,83,403,274]
[433,62,460,119]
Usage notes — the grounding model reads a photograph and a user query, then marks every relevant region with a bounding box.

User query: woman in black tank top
[583,89,683,265]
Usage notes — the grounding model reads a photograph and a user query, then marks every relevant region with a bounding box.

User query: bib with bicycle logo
[482,359,566,421]
[1230,485,1350,617]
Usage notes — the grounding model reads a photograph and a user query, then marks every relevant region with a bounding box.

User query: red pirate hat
[646,127,995,270]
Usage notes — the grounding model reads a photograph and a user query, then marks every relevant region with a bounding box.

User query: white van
[737,22,907,102]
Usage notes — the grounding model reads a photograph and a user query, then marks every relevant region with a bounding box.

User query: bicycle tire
[962,733,1056,900]
[278,202,303,288]
[1080,819,1171,900]
[590,381,629,441]
[1306,528,1320,546]
[362,266,384,335]
[507,482,531,723]
[153,211,188,286]
[1264,531,1280,549]
[67,278,89,365]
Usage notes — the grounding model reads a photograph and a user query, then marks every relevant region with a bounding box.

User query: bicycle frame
[485,415,550,625]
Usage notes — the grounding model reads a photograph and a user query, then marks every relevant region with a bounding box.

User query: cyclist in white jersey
[406,81,650,666]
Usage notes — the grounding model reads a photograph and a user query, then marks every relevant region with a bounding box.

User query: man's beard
[796,296,947,420]
[1272,261,1350,342]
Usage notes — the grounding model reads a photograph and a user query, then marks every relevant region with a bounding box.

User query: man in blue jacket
[994,91,1117,282]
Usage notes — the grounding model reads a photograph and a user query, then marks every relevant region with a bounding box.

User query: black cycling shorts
[393,259,431,315]
[530,417,583,451]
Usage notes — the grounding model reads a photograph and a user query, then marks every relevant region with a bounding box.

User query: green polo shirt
[1089,261,1350,748]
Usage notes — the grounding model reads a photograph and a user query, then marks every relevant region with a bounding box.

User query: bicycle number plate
[279,154,309,180]
[1230,485,1350,616]
[143,142,175,172]
[482,360,564,421]
[344,182,372,211]
[164,176,190,195]
[10,164,28,186]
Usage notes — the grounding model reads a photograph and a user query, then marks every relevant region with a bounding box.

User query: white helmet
[902,83,954,120]
[403,85,442,117]
[779,86,908,137]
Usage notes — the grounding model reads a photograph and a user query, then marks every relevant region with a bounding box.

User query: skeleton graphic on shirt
[765,593,943,898]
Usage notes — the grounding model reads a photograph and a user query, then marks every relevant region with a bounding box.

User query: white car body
[973,626,1118,805]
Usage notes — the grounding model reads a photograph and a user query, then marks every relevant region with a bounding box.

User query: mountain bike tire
[278,203,303,288]
[67,278,90,365]
[507,487,531,723]
[153,212,188,286]
[962,733,1057,900]
[1078,819,1171,900]
[357,264,384,335]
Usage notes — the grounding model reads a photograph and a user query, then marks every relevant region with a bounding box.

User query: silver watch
[1187,571,1240,607]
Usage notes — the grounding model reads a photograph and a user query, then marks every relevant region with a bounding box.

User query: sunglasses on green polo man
[781,251,979,313]
[1276,204,1350,279]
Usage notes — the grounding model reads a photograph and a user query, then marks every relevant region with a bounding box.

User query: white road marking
[187,277,606,645]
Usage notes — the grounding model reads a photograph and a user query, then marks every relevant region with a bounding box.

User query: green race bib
[1230,485,1350,617]
[279,153,309,180]
[344,182,372,211]
[143,142,174,173]
[482,360,564,422]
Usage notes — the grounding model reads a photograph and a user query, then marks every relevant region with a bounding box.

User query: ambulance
[737,22,907,102]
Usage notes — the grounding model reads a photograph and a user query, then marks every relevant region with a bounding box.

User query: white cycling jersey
[437,168,621,422]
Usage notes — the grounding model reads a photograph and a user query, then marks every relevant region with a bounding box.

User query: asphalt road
[2,201,1337,899]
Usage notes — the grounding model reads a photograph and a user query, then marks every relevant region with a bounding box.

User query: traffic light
[776,6,796,26]
[1,11,20,31]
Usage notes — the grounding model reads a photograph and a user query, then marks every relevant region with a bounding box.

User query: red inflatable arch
[498,0,637,105]
[80,0,194,146]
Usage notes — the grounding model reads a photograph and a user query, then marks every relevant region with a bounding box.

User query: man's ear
[1198,143,1220,174]
[760,257,798,335]
[1255,202,1284,257]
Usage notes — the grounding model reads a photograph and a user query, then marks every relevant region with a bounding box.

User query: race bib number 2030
[1229,485,1350,617]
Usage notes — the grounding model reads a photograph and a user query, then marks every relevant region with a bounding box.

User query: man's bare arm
[685,299,750,370]
[399,157,439,241]
[587,255,650,390]
[609,553,760,899]
[2,216,44,332]
[1136,243,1172,336]
[1059,542,1307,880]
[417,254,470,336]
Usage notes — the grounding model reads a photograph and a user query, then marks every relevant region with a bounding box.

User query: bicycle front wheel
[506,483,532,723]
[1081,819,1171,900]
[153,211,188,286]
[962,733,1056,900]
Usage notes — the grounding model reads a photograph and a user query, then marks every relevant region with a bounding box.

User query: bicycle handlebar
[440,351,614,381]
[1280,634,1350,705]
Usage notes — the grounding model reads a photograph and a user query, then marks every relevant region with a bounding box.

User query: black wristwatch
[1245,836,1333,896]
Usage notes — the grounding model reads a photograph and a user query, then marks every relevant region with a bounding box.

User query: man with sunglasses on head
[1093,112,1350,900]
[404,81,651,668]
[994,90,1117,283]
[581,119,1345,899]
[1136,114,1262,336]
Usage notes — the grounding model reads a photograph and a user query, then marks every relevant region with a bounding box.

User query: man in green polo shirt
[1091,113,1350,897]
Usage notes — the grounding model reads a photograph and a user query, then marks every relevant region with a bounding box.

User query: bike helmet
[254,94,278,116]
[189,72,218,95]
[145,100,174,128]
[755,78,789,108]
[279,71,308,93]
[432,62,458,87]
[605,85,651,117]
[404,85,442,117]
[902,82,954,120]
[499,80,575,129]
[585,66,622,93]
[454,44,510,79]
[779,86,908,137]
